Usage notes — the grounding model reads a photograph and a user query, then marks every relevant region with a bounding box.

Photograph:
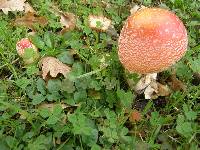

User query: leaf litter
[135,73,171,99]
[40,57,71,80]
[50,6,76,33]
[14,12,48,30]
[0,0,26,14]
[0,0,35,14]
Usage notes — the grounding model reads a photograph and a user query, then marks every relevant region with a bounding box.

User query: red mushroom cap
[16,38,39,64]
[118,8,188,74]
[16,38,37,56]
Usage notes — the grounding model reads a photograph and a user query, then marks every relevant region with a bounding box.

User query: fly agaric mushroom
[118,8,188,74]
[16,38,40,64]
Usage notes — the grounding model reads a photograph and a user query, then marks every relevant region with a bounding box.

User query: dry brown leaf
[106,25,119,38]
[50,6,76,33]
[130,5,140,14]
[144,82,171,99]
[38,103,68,112]
[24,2,35,13]
[0,0,26,14]
[143,82,158,99]
[88,15,111,31]
[168,74,186,91]
[59,12,76,31]
[135,73,171,99]
[55,137,61,145]
[157,83,171,97]
[135,73,157,94]
[40,57,71,80]
[14,12,48,30]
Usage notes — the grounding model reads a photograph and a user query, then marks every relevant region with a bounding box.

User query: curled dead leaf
[144,82,171,99]
[135,73,171,99]
[50,6,76,33]
[40,57,71,80]
[135,73,157,94]
[59,12,76,32]
[106,25,119,39]
[55,137,61,145]
[168,74,186,91]
[24,2,35,13]
[157,83,171,97]
[143,82,158,99]
[0,0,26,14]
[88,15,111,31]
[130,5,140,14]
[130,5,146,14]
[14,12,48,30]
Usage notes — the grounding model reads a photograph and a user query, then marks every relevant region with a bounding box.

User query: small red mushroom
[16,38,37,56]
[16,38,39,64]
[129,110,142,122]
[118,8,188,74]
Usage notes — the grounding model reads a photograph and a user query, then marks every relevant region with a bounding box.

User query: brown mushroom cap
[118,8,188,74]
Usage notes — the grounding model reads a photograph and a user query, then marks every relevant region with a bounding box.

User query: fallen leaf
[129,110,142,122]
[143,82,158,99]
[88,15,111,31]
[24,2,35,13]
[0,0,26,14]
[55,137,61,145]
[38,103,68,112]
[130,5,146,14]
[130,5,140,14]
[144,82,171,99]
[50,6,76,33]
[59,12,76,32]
[40,57,71,80]
[135,73,157,94]
[168,74,186,91]
[14,12,48,30]
[135,73,171,99]
[106,25,119,38]
[157,83,171,97]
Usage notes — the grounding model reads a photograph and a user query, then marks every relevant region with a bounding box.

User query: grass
[0,0,200,149]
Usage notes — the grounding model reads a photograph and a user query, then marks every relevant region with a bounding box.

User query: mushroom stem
[134,73,157,94]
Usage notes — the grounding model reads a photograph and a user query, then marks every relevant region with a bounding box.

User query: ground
[0,0,199,150]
